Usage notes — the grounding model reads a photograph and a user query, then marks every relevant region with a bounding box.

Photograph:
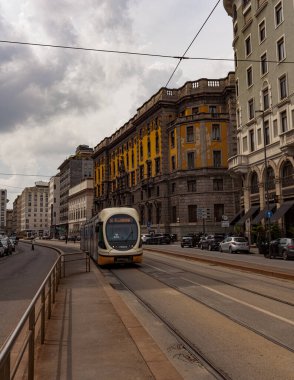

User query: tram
[80,207,143,266]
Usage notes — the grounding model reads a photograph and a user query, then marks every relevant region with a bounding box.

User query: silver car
[219,236,250,254]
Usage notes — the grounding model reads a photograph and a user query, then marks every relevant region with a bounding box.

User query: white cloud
[0,0,234,206]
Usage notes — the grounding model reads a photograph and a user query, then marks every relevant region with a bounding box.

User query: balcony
[228,154,249,174]
[280,129,294,155]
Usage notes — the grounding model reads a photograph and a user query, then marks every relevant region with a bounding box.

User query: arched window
[266,167,275,190]
[251,172,259,194]
[281,161,294,187]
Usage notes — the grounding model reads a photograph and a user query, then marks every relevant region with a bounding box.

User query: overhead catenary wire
[0,39,294,67]
[165,0,221,87]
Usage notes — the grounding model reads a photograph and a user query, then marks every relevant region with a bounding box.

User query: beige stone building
[48,175,60,238]
[224,0,294,240]
[19,181,49,237]
[68,179,94,237]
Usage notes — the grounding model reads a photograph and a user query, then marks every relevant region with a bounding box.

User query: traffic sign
[265,210,273,219]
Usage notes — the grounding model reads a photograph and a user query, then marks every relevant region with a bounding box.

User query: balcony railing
[228,155,249,174]
[280,129,294,155]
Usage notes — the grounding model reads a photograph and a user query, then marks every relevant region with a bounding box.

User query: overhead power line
[165,0,221,87]
[0,172,52,178]
[0,39,294,67]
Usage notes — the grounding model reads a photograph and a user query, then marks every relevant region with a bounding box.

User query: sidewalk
[35,241,182,380]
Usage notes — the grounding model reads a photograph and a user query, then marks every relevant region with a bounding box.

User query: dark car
[181,233,200,248]
[268,238,294,260]
[154,233,171,244]
[199,234,225,251]
[1,237,13,256]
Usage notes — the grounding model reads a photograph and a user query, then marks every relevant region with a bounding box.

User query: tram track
[102,252,294,379]
[144,255,294,308]
[107,267,232,380]
[138,257,294,354]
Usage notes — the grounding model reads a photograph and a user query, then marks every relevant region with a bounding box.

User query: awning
[270,201,294,222]
[230,210,244,226]
[251,203,276,224]
[236,205,259,225]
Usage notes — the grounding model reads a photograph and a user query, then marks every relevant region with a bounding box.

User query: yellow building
[93,72,241,237]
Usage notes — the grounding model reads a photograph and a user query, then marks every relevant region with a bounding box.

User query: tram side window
[98,222,106,248]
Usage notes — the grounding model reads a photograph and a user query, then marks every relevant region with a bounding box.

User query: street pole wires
[165,0,221,87]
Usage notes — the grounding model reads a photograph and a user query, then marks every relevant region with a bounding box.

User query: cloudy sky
[0,0,234,207]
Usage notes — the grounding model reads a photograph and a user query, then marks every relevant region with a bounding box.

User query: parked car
[0,241,5,257]
[268,238,294,260]
[199,234,225,251]
[1,237,13,256]
[181,233,201,248]
[219,236,250,254]
[8,238,16,251]
[141,234,152,243]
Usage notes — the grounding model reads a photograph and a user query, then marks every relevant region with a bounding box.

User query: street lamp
[255,110,271,243]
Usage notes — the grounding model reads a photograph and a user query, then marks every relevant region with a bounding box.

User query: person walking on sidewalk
[31,237,35,251]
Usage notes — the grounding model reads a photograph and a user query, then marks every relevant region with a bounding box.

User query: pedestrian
[31,237,35,251]
[65,235,68,244]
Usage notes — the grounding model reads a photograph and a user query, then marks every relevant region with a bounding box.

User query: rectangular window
[243,136,248,151]
[213,179,223,191]
[186,126,194,142]
[249,129,255,152]
[248,98,254,120]
[259,20,266,43]
[235,79,239,97]
[187,179,196,192]
[246,66,253,87]
[171,156,176,170]
[275,2,283,26]
[263,87,269,110]
[264,120,270,145]
[280,111,288,133]
[171,183,176,193]
[277,37,285,61]
[192,107,199,114]
[212,124,221,140]
[279,74,287,99]
[139,165,144,180]
[188,205,197,223]
[147,161,152,178]
[155,158,161,175]
[245,35,252,56]
[209,105,217,116]
[213,151,221,167]
[187,152,195,169]
[170,130,175,148]
[214,204,224,222]
[273,119,278,137]
[260,53,268,75]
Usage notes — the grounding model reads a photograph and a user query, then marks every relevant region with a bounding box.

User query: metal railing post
[41,288,46,344]
[28,308,35,380]
[0,353,10,380]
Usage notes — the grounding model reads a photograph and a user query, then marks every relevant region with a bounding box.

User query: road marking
[182,276,294,326]
[145,261,294,325]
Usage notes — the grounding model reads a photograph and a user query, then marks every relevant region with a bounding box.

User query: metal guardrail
[0,248,90,380]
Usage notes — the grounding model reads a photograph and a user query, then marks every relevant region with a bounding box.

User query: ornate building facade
[224,0,294,239]
[93,73,241,238]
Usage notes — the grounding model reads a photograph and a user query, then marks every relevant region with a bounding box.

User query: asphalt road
[106,250,294,380]
[0,242,58,347]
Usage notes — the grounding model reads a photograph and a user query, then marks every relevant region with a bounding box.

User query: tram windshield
[105,214,138,250]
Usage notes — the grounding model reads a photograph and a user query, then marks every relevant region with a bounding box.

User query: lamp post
[255,110,271,244]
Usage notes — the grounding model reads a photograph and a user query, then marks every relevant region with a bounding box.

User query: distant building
[0,189,7,234]
[5,209,13,236]
[12,195,21,235]
[68,178,94,237]
[19,181,49,237]
[48,174,60,238]
[57,145,94,235]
